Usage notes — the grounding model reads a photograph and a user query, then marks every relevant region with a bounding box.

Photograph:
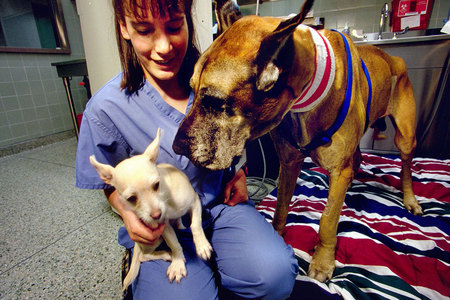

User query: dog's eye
[153,181,160,191]
[127,195,137,204]
[202,96,225,112]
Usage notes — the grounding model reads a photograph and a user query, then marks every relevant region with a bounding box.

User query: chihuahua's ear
[89,155,115,185]
[144,128,162,162]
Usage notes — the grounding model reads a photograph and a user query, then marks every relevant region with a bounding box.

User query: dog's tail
[122,246,141,292]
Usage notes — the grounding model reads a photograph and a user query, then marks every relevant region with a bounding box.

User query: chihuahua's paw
[167,259,186,284]
[194,235,213,260]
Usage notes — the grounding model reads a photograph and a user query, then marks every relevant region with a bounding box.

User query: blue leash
[300,29,372,154]
[361,59,372,132]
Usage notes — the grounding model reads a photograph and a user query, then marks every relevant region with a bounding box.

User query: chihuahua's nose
[151,210,162,220]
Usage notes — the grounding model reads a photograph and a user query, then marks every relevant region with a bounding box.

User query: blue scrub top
[75,73,223,207]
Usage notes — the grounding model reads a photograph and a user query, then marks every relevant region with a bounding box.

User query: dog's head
[173,0,314,170]
[90,128,166,228]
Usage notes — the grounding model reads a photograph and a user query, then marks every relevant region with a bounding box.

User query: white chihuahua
[89,128,213,290]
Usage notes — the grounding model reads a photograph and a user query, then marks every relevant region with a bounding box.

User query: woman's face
[119,7,189,85]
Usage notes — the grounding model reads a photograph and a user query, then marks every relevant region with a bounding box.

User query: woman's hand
[104,188,165,245]
[223,168,249,206]
[121,208,165,245]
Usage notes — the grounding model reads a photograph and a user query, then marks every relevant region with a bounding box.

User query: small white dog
[89,128,213,290]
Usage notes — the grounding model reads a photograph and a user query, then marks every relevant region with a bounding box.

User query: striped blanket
[256,153,450,299]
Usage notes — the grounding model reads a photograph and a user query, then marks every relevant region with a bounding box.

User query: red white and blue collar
[290,25,336,112]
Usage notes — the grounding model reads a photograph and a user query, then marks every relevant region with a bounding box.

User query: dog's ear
[89,155,115,185]
[256,0,314,92]
[214,0,242,36]
[144,128,162,163]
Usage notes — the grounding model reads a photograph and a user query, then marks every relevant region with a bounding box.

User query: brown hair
[112,0,199,94]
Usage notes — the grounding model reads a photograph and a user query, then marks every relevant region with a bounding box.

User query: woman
[75,0,298,298]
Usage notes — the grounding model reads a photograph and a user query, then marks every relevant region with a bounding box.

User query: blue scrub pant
[118,202,298,299]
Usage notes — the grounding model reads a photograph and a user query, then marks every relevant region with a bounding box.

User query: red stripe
[284,224,318,254]
[413,182,450,202]
[293,32,333,109]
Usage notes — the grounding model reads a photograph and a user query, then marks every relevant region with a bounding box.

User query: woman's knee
[260,248,298,299]
[243,247,298,299]
[211,203,298,299]
[132,258,218,300]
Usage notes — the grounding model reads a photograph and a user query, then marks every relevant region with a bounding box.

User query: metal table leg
[62,76,79,138]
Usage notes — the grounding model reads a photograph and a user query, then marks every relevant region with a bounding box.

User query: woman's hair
[112,0,200,94]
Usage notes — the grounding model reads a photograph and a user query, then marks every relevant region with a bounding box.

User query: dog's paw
[308,263,334,282]
[404,198,423,216]
[307,247,335,282]
[196,241,213,261]
[193,235,213,260]
[411,205,423,216]
[167,259,187,284]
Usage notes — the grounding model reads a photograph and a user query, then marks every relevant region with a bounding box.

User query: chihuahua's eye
[127,195,137,204]
[153,181,160,191]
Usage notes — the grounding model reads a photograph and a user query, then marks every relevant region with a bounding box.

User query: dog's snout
[172,128,190,156]
[151,210,162,220]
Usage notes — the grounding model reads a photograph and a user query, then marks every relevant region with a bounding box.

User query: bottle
[342,23,350,35]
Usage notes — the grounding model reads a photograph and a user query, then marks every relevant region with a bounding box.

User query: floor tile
[0,156,109,272]
[0,212,123,299]
[0,138,127,299]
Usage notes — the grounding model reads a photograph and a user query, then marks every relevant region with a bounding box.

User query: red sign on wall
[397,0,429,16]
[392,0,433,31]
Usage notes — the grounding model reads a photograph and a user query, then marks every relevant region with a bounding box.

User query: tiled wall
[0,0,87,148]
[241,0,448,32]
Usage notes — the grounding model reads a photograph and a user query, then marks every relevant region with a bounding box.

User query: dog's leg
[176,218,186,230]
[308,164,354,282]
[390,65,422,215]
[190,194,213,260]
[353,146,362,176]
[140,250,172,262]
[275,163,303,233]
[270,130,304,234]
[397,151,422,215]
[163,224,187,283]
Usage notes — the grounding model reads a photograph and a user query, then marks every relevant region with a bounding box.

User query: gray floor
[0,137,124,299]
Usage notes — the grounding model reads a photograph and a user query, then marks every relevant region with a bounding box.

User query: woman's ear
[119,19,131,40]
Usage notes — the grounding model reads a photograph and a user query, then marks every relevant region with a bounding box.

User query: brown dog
[173,0,422,282]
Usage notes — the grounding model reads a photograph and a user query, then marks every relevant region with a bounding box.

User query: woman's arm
[223,168,249,206]
[104,188,165,245]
